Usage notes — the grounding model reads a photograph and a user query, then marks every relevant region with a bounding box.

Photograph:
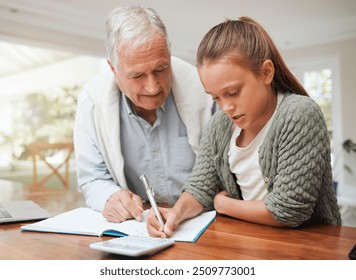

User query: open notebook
[21,208,216,242]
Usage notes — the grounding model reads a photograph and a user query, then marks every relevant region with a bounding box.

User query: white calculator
[89,235,175,257]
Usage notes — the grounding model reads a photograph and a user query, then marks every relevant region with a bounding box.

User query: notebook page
[21,208,148,236]
[170,210,216,242]
[22,208,216,241]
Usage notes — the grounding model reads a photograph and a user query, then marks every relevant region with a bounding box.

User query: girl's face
[198,59,276,135]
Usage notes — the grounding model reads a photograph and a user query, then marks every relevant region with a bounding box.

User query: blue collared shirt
[74,91,197,209]
[119,93,196,204]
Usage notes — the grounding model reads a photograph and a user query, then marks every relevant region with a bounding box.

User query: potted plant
[342,139,356,174]
[332,138,356,193]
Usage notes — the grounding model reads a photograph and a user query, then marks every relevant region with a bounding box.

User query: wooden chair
[27,141,74,188]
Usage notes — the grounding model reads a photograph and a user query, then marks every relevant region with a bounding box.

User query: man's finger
[132,193,144,211]
[119,193,143,222]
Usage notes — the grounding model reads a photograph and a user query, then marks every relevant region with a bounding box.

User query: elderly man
[74,6,214,222]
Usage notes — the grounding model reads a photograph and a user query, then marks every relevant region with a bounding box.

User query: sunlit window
[303,68,333,134]
[301,67,340,183]
[0,41,105,187]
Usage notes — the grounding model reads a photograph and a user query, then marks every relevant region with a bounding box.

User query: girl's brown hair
[197,17,308,96]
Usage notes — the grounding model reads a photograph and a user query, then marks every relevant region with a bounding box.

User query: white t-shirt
[228,93,283,200]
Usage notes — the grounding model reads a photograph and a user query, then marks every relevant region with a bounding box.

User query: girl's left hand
[214,190,230,213]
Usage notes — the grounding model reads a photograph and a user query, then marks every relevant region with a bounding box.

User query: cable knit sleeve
[263,95,332,227]
[182,112,231,208]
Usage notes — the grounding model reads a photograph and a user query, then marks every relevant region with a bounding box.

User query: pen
[140,174,165,229]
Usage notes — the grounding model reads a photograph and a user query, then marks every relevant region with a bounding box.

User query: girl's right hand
[146,207,181,238]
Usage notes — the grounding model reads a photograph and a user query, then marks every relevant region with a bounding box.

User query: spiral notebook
[21,207,216,242]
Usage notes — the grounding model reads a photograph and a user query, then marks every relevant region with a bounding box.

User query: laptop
[0,200,52,224]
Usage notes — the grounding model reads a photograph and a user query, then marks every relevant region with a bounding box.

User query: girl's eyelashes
[227,89,240,97]
[207,88,240,101]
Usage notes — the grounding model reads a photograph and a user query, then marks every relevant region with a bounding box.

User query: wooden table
[0,180,355,260]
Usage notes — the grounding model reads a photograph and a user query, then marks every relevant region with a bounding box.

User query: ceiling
[0,0,356,77]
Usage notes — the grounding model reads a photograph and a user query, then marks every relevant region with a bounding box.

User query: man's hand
[103,189,143,223]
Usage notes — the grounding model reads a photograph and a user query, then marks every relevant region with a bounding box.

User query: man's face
[109,35,172,116]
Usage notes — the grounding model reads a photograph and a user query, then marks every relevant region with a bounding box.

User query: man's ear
[262,59,274,85]
[107,59,116,75]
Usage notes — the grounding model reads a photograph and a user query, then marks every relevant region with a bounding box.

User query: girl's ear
[262,59,274,84]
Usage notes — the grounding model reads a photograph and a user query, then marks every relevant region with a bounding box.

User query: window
[303,68,333,135]
[288,56,342,184]
[0,41,105,187]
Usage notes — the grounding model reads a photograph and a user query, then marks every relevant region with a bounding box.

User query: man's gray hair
[106,5,171,69]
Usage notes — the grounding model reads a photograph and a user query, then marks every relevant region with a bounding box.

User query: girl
[147,17,341,237]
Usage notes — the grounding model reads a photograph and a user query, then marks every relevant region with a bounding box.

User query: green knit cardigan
[183,93,341,227]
